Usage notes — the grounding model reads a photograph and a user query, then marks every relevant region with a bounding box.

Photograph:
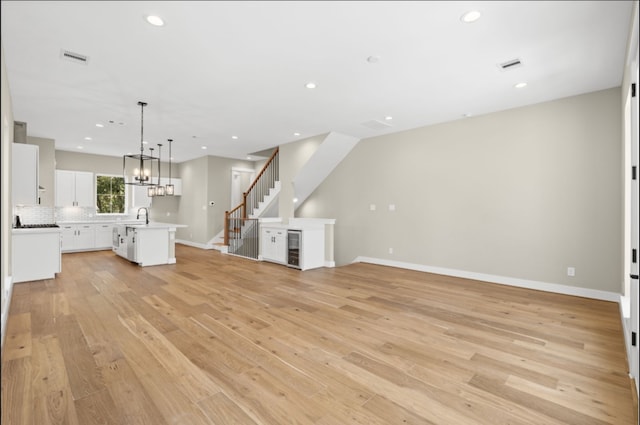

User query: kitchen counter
[12,226,63,234]
[57,219,145,225]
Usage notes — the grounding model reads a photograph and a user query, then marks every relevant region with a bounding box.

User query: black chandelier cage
[123,101,160,187]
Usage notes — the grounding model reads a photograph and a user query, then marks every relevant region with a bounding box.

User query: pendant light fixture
[165,139,175,196]
[123,101,159,187]
[147,147,157,197]
[155,143,166,196]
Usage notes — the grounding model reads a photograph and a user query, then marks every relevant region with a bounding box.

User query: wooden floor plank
[197,391,260,425]
[74,388,123,425]
[1,357,33,425]
[1,246,636,425]
[100,358,170,425]
[30,335,80,425]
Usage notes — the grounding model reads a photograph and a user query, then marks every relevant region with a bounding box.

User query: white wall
[298,88,622,295]
[1,42,14,350]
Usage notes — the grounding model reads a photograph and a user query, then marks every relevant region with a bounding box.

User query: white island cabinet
[114,222,187,266]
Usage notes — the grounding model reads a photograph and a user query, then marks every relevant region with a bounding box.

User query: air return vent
[60,49,89,65]
[498,58,522,71]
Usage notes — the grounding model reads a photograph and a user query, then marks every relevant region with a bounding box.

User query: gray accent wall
[297,88,622,293]
[174,155,255,245]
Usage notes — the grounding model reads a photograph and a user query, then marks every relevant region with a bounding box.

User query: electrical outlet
[388,247,393,254]
[567,267,575,277]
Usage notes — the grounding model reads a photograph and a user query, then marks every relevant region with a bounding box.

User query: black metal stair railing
[224,147,279,258]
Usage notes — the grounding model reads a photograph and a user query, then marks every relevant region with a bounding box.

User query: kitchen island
[113,222,187,267]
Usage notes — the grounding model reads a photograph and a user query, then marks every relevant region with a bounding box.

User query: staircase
[216,132,359,258]
[221,148,279,259]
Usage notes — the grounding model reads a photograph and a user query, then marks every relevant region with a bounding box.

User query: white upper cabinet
[12,143,39,206]
[55,170,94,207]
[132,177,182,207]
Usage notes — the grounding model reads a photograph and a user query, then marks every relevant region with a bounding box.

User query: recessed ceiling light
[385,116,393,121]
[84,137,92,141]
[305,82,317,89]
[461,10,481,23]
[77,146,83,149]
[142,140,148,144]
[246,156,252,160]
[232,135,238,140]
[201,146,207,150]
[293,132,301,136]
[514,82,528,89]
[95,123,104,128]
[293,198,299,203]
[146,15,165,26]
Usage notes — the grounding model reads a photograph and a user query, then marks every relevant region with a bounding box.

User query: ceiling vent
[361,119,393,130]
[60,49,89,65]
[498,58,523,71]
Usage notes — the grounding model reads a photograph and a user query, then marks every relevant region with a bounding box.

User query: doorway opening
[230,168,255,209]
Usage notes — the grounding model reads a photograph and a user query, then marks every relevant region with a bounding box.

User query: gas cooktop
[14,224,59,229]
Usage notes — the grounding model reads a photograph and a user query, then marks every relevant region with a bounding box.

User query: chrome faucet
[137,207,149,225]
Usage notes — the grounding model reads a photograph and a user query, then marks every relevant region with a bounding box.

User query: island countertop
[123,222,188,230]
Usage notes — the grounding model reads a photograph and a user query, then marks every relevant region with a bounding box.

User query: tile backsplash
[13,205,137,225]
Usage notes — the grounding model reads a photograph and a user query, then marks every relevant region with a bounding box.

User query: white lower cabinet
[12,230,61,283]
[260,223,327,270]
[296,228,325,271]
[261,227,287,264]
[60,224,95,252]
[94,223,114,249]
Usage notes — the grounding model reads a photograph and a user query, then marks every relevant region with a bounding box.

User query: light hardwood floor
[1,245,637,424]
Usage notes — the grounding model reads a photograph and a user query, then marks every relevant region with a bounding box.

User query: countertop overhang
[123,222,188,230]
[12,227,62,234]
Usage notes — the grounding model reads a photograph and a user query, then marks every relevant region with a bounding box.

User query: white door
[230,168,255,209]
[629,60,639,392]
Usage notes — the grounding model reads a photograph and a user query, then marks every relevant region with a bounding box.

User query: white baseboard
[175,239,215,250]
[352,256,620,302]
[1,275,14,352]
[324,260,336,268]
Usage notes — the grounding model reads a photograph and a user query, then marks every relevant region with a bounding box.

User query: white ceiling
[1,1,634,163]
